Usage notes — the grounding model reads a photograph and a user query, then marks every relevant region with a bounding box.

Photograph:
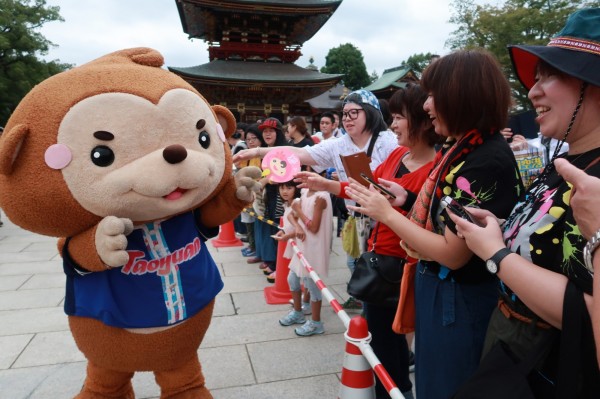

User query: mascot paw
[234,166,262,202]
[95,216,134,268]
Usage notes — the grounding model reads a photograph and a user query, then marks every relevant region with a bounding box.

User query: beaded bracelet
[583,227,600,274]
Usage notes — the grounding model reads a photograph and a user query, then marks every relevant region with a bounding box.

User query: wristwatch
[583,228,600,274]
[486,248,512,274]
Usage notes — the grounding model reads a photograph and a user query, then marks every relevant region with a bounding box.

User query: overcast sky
[39,0,490,76]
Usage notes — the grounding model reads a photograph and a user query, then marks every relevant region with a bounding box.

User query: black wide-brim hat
[509,8,600,90]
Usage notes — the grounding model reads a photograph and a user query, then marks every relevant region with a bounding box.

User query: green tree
[447,0,600,109]
[0,0,72,125]
[321,43,371,90]
[401,52,438,78]
[369,70,379,84]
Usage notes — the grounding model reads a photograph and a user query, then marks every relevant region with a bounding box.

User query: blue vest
[63,212,223,328]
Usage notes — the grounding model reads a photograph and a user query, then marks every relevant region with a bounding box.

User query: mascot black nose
[163,145,188,164]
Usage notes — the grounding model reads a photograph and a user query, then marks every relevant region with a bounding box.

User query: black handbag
[347,223,405,308]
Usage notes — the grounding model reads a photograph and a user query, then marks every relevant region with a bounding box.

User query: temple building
[170,0,344,123]
[363,66,419,100]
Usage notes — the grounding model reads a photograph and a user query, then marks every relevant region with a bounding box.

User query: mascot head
[0,47,236,237]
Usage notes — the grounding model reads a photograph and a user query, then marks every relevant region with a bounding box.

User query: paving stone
[0,288,65,311]
[210,374,340,399]
[0,334,33,369]
[13,330,84,367]
[19,273,65,290]
[0,275,30,292]
[0,307,68,336]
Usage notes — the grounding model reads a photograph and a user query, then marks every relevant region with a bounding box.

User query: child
[278,186,332,336]
[270,180,301,280]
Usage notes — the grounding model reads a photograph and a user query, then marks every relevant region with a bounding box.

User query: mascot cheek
[216,123,226,143]
[44,144,72,170]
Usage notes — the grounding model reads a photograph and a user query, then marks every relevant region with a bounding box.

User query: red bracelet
[302,216,312,228]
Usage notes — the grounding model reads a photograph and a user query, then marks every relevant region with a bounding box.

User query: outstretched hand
[294,171,330,192]
[232,148,258,164]
[447,208,505,261]
[344,178,394,223]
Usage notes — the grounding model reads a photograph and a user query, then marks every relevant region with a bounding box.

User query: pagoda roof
[363,66,418,94]
[306,83,347,111]
[176,0,343,46]
[169,59,342,85]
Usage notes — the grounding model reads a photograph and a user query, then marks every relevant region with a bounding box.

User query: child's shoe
[279,310,306,326]
[294,320,324,336]
[301,301,312,315]
[289,300,311,315]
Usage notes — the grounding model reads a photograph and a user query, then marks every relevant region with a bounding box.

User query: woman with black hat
[451,8,600,397]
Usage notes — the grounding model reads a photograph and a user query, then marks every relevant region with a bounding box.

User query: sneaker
[301,302,312,315]
[295,320,324,336]
[288,300,312,315]
[279,310,306,326]
[241,247,255,257]
[342,297,363,310]
[408,350,415,373]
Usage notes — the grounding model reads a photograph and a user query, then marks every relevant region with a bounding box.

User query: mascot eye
[198,131,210,149]
[91,145,115,167]
[280,160,287,168]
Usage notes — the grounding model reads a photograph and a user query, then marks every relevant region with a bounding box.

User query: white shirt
[306,130,398,177]
[313,129,343,141]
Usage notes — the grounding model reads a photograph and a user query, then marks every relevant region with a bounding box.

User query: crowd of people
[227,7,600,398]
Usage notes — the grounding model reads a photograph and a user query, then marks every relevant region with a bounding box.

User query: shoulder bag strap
[366,130,379,159]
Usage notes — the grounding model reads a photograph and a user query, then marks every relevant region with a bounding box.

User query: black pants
[363,302,412,397]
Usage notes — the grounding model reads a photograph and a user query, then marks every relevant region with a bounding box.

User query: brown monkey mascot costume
[0,48,261,398]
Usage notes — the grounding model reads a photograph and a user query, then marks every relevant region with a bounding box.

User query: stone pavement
[0,217,370,399]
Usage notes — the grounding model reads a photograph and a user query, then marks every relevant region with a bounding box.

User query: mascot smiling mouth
[163,188,187,200]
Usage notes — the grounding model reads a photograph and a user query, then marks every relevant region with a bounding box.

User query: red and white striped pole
[289,240,351,327]
[289,240,405,399]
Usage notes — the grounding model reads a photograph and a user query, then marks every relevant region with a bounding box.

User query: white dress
[288,189,333,278]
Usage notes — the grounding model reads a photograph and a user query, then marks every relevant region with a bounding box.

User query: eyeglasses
[342,109,364,120]
[246,137,258,142]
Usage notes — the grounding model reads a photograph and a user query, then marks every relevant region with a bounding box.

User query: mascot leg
[154,356,212,399]
[75,362,135,399]
[70,301,215,398]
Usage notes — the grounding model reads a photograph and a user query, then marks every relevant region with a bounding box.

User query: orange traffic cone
[211,220,243,248]
[264,220,292,304]
[338,316,375,399]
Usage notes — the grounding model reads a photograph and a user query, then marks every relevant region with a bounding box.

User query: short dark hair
[277,180,301,199]
[421,49,511,137]
[245,124,268,147]
[388,84,443,147]
[320,112,335,124]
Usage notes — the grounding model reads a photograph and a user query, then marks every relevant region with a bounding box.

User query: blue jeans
[414,261,497,399]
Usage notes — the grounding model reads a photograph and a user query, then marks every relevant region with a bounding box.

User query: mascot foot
[75,362,134,399]
[155,357,212,399]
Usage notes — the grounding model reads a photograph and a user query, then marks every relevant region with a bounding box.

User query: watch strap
[489,247,512,273]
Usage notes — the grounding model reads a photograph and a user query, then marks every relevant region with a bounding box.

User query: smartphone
[440,196,483,227]
[360,173,396,199]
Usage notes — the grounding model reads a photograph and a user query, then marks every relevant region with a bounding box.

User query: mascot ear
[0,124,29,176]
[212,105,236,139]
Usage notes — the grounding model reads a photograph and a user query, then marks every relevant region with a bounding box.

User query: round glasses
[342,109,364,120]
